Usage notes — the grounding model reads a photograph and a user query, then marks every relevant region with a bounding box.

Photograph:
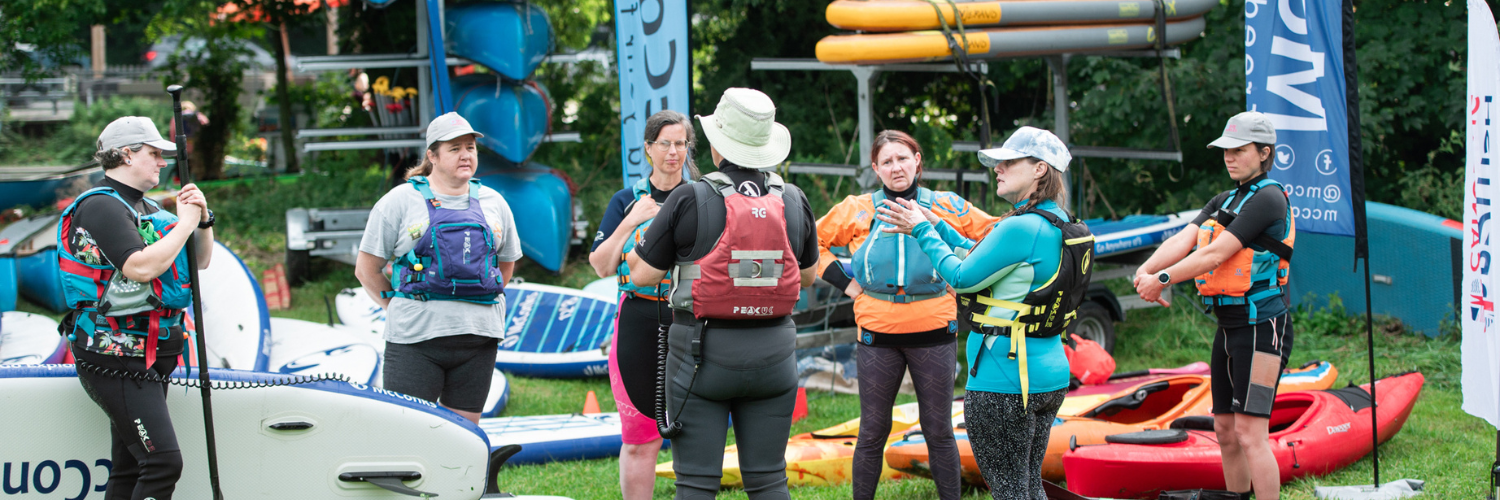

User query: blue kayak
[0,166,102,212]
[446,1,552,80]
[453,75,552,164]
[475,161,572,273]
[0,214,66,313]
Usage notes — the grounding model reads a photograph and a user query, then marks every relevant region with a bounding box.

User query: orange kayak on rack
[815,17,1205,65]
[825,0,1220,32]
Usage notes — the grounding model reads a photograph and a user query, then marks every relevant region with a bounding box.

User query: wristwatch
[198,209,215,229]
[1156,271,1171,285]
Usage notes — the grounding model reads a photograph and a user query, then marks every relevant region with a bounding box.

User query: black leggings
[74,346,184,500]
[383,334,499,412]
[851,341,961,500]
[665,319,798,500]
[965,388,1066,500]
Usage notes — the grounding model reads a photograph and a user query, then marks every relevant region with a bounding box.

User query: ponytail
[404,142,442,180]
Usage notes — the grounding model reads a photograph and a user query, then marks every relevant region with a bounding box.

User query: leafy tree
[149,0,262,181]
[0,0,105,81]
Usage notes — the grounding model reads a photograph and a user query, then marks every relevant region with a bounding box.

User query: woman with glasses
[588,110,697,500]
[815,130,995,500]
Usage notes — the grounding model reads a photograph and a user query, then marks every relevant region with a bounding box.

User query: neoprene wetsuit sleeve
[928,219,978,250]
[73,196,147,268]
[795,189,821,270]
[590,188,633,253]
[635,182,695,271]
[912,214,1047,293]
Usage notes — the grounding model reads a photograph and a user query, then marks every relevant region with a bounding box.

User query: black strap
[1211,207,1294,262]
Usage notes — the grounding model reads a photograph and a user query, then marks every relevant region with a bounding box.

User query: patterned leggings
[851,342,962,500]
[965,388,1067,500]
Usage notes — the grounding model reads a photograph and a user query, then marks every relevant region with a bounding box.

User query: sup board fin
[338,471,438,497]
[486,444,524,494]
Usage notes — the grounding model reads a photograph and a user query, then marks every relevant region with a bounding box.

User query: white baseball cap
[97,117,176,155]
[425,112,484,149]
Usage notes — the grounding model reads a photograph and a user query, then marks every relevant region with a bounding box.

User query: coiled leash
[654,281,701,439]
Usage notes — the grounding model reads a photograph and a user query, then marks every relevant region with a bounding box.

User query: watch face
[1157,272,1170,284]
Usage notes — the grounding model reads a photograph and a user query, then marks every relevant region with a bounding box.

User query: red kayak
[1062,372,1424,499]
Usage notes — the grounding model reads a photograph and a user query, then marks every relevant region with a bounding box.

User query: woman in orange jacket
[815,130,996,500]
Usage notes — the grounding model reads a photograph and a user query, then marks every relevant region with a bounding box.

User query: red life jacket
[667,171,802,320]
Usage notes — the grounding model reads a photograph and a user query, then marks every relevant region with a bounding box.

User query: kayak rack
[751,50,1184,217]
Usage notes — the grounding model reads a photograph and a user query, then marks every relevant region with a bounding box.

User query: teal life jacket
[852,187,946,303]
[56,188,193,349]
[616,177,685,299]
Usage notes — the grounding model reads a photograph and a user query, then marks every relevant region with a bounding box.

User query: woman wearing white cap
[627,88,819,499]
[1132,111,1294,500]
[880,126,1089,499]
[355,112,523,424]
[58,116,215,500]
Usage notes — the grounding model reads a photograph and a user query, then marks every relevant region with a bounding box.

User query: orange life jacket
[1193,178,1295,323]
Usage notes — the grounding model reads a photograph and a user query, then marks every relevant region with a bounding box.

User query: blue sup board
[479,412,669,465]
[337,282,615,379]
[0,312,65,365]
[1085,210,1197,259]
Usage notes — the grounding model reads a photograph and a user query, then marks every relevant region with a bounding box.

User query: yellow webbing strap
[1011,328,1028,408]
[1065,236,1095,246]
[975,295,1032,314]
[971,313,1020,328]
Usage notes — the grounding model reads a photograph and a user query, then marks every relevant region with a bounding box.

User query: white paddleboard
[196,241,272,371]
[0,312,65,365]
[580,276,619,301]
[479,412,627,464]
[0,364,491,499]
[336,283,617,379]
[267,317,510,417]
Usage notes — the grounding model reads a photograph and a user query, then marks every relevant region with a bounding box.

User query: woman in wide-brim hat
[627,88,819,499]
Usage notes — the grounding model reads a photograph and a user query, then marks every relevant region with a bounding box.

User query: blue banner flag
[615,0,691,188]
[1245,0,1354,236]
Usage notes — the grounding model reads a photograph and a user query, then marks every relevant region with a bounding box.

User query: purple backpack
[382,177,506,304]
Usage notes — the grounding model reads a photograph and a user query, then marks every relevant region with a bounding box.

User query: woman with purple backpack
[355,112,523,423]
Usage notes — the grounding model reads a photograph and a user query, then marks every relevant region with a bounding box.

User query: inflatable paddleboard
[825,0,1219,32]
[197,241,273,371]
[479,412,638,465]
[815,17,1206,65]
[337,283,615,379]
[1088,210,1197,259]
[581,276,618,301]
[496,282,615,378]
[446,1,552,80]
[267,317,511,418]
[0,312,65,365]
[0,364,492,499]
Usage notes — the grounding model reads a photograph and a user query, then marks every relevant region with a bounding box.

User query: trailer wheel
[1069,301,1115,353]
[285,249,310,286]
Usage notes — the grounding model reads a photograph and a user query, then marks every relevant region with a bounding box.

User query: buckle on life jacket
[863,290,944,304]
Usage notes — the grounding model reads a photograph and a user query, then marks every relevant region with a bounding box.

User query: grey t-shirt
[360,182,524,344]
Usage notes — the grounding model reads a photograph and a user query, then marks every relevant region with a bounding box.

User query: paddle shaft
[166,84,225,500]
[1361,255,1378,486]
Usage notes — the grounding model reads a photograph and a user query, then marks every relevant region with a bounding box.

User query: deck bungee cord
[75,358,350,390]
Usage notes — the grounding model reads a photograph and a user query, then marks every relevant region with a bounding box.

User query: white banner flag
[1462,0,1500,428]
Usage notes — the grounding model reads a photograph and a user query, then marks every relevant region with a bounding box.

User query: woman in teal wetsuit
[878,126,1074,500]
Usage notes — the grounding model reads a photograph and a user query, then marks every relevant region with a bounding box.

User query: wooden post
[90,25,105,79]
[325,1,339,55]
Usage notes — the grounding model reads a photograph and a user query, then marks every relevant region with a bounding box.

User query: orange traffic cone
[582,390,601,414]
[791,387,809,422]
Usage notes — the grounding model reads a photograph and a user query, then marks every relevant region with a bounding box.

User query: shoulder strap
[765,172,786,196]
[915,187,934,209]
[468,179,482,199]
[702,171,736,198]
[67,187,140,221]
[406,176,436,200]
[1231,178,1279,213]
[631,177,652,200]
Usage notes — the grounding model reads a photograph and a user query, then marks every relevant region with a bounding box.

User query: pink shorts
[609,294,663,445]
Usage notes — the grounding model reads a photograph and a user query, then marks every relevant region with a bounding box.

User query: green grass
[13,167,1492,499]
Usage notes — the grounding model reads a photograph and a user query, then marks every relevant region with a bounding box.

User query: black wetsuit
[66,176,186,500]
[636,162,818,499]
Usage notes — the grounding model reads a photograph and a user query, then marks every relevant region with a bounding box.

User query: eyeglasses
[649,140,689,152]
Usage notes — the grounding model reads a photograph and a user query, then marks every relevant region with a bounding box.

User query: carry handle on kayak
[338,471,436,497]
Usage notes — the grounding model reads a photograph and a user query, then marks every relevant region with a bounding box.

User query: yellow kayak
[815,17,1205,65]
[655,400,962,487]
[825,0,1219,32]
